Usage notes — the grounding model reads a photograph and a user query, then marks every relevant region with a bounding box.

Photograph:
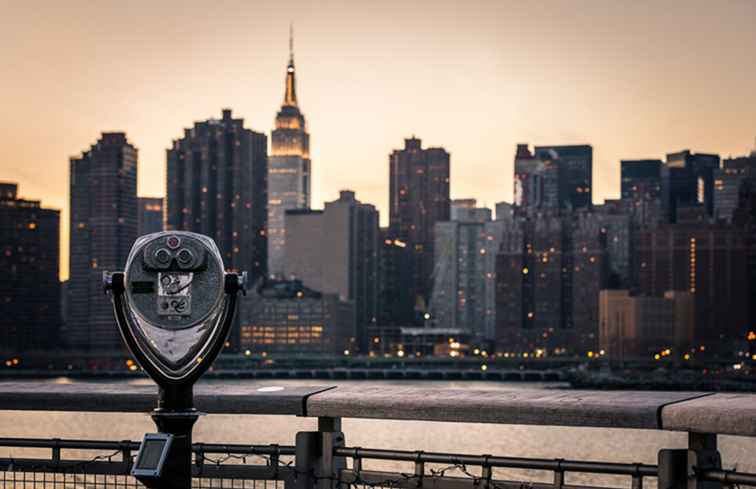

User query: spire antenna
[289,23,294,62]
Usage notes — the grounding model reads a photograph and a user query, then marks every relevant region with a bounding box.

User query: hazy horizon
[2,0,755,280]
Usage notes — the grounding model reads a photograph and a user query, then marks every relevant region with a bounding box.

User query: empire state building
[267,28,311,276]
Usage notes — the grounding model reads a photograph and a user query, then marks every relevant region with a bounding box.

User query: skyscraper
[714,154,756,223]
[284,191,378,352]
[267,28,311,277]
[662,150,720,222]
[0,183,60,353]
[166,109,268,282]
[137,197,164,236]
[620,159,663,225]
[389,137,450,308]
[376,228,415,329]
[495,210,606,354]
[513,145,560,211]
[534,145,593,210]
[69,133,137,351]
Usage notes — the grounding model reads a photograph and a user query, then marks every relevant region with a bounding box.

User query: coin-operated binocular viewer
[104,232,245,489]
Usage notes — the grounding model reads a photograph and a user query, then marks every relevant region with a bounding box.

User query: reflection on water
[0,379,754,487]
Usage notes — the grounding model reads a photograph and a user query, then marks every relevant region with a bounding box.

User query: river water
[0,378,754,487]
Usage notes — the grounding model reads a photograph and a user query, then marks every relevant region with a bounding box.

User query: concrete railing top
[0,382,754,438]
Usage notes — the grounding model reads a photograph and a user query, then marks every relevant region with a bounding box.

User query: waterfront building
[598,290,694,365]
[69,133,137,351]
[0,183,60,353]
[662,150,720,222]
[166,109,268,282]
[389,137,450,308]
[495,210,606,354]
[284,191,378,352]
[534,144,593,210]
[137,197,163,236]
[495,213,562,353]
[239,279,355,354]
[267,30,311,276]
[364,325,472,358]
[636,221,749,355]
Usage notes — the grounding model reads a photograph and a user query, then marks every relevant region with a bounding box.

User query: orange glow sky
[2,0,755,280]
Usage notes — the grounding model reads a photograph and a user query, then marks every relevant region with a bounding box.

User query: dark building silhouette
[662,150,720,222]
[621,160,663,200]
[714,154,756,223]
[636,221,749,355]
[268,29,311,276]
[69,133,137,351]
[166,109,268,282]
[389,137,450,308]
[283,191,378,352]
[376,228,416,331]
[534,145,593,210]
[0,183,61,353]
[620,159,663,224]
[137,197,164,236]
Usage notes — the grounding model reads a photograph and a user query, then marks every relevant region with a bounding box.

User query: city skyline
[2,0,756,280]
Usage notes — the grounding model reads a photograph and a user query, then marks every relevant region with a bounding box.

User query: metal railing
[1,385,756,488]
[0,436,755,489]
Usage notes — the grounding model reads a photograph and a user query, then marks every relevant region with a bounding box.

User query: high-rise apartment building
[166,109,268,282]
[636,221,749,354]
[267,30,311,276]
[0,183,60,353]
[137,197,163,236]
[284,191,378,352]
[69,133,137,351]
[495,210,605,354]
[429,208,503,342]
[389,137,450,307]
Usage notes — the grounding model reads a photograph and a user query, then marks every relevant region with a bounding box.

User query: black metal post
[147,385,201,489]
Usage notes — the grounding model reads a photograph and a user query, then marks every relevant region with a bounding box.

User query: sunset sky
[2,0,755,280]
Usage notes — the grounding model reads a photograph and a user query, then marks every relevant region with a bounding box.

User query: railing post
[295,417,345,489]
[688,433,721,489]
[659,433,722,489]
[659,449,688,489]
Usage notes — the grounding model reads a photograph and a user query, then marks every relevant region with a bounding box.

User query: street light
[104,232,245,488]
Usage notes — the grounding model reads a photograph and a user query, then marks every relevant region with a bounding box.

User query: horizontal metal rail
[0,438,755,487]
[335,447,658,476]
[699,469,756,487]
[0,437,295,456]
